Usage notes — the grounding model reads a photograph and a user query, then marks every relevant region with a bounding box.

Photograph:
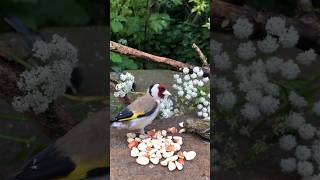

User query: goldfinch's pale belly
[129,104,160,130]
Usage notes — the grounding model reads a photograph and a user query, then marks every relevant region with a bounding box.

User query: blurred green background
[110,0,210,70]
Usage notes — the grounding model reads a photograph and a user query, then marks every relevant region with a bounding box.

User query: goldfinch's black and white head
[149,83,171,101]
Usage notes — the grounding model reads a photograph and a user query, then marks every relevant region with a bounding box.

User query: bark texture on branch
[110,41,210,77]
[212,0,320,53]
[0,59,77,139]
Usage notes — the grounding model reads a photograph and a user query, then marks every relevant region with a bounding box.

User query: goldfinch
[111,83,171,134]
[14,108,109,180]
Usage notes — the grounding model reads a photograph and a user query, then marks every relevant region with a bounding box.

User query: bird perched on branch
[111,83,171,134]
[14,108,109,180]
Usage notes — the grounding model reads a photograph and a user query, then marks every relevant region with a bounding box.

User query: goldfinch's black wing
[15,144,76,180]
[112,104,158,122]
[15,144,109,180]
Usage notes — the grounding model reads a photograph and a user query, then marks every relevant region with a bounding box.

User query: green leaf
[111,21,123,33]
[110,52,122,63]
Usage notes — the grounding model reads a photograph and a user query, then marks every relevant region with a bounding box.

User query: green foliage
[189,0,209,14]
[0,0,90,31]
[110,52,138,70]
[111,0,209,70]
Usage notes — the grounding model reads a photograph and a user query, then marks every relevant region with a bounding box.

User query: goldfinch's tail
[111,122,127,129]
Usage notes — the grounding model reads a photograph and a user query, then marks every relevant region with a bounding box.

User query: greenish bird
[15,108,109,180]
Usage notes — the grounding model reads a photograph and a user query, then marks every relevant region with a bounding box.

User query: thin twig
[192,43,209,67]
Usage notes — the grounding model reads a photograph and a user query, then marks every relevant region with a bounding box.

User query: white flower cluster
[232,18,253,39]
[265,17,299,48]
[286,112,305,129]
[12,34,78,113]
[172,67,210,119]
[280,157,296,173]
[214,16,320,179]
[159,97,174,119]
[114,72,135,98]
[279,135,297,151]
[289,91,308,108]
[237,41,256,60]
[214,52,231,70]
[257,35,279,54]
[296,49,317,66]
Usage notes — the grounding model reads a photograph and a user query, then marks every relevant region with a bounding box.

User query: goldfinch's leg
[139,128,145,135]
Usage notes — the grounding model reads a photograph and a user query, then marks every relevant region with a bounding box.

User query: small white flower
[178,91,184,96]
[183,67,189,74]
[215,77,233,92]
[217,92,237,110]
[184,75,190,81]
[198,80,204,87]
[237,41,256,60]
[279,135,297,151]
[203,77,209,83]
[173,74,180,79]
[245,89,263,104]
[295,145,311,161]
[263,82,280,97]
[203,100,209,106]
[214,52,231,70]
[202,108,208,113]
[280,158,296,173]
[241,103,260,120]
[197,111,203,117]
[232,18,253,39]
[289,91,307,108]
[191,73,197,79]
[265,17,286,36]
[191,92,197,97]
[257,35,279,53]
[172,84,178,89]
[279,26,299,48]
[286,112,305,130]
[197,70,204,77]
[297,161,314,177]
[120,74,126,81]
[299,124,315,140]
[234,65,250,80]
[203,112,209,118]
[192,79,199,86]
[296,49,317,66]
[266,57,284,74]
[259,96,280,115]
[280,60,300,79]
[197,104,203,110]
[185,94,191,100]
[176,78,182,84]
[199,97,205,103]
[193,66,200,73]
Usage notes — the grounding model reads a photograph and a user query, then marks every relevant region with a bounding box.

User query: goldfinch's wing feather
[111,107,143,122]
[15,108,109,180]
[15,144,76,180]
[112,94,158,122]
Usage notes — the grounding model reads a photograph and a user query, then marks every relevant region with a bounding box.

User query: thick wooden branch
[110,41,210,77]
[211,0,320,53]
[0,59,77,139]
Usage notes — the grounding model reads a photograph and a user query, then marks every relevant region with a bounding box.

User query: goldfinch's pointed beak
[163,90,172,96]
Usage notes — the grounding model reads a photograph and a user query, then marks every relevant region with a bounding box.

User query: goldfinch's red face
[158,84,167,99]
[149,83,171,99]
